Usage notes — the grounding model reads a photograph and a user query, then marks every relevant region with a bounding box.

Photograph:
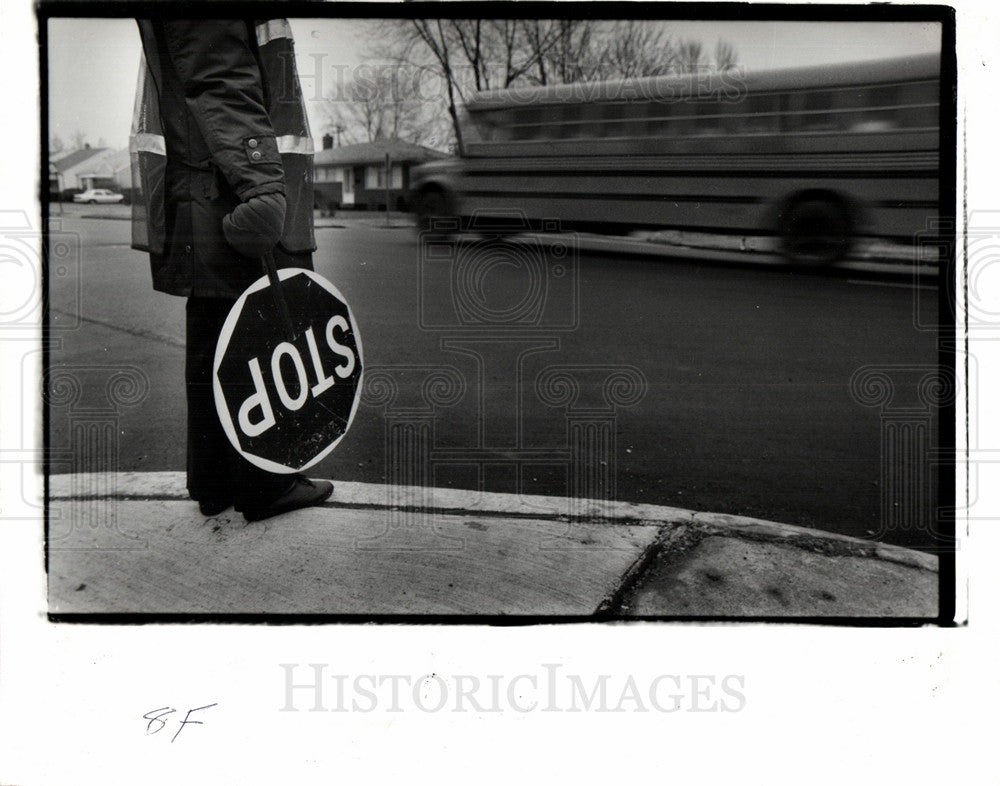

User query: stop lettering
[213,268,364,474]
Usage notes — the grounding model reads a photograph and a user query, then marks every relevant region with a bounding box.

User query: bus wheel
[780,197,853,266]
[416,188,457,240]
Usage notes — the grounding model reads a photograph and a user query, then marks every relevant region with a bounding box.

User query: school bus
[410,52,941,264]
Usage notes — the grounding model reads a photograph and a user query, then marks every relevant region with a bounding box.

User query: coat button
[251,150,262,161]
[248,138,258,148]
[184,244,192,253]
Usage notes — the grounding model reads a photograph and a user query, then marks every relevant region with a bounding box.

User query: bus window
[846,84,904,132]
[798,89,842,132]
[575,102,601,137]
[899,80,938,105]
[596,101,632,138]
[849,114,897,133]
[865,84,901,109]
[834,87,868,111]
[644,98,672,136]
[693,100,725,136]
[464,109,492,143]
[731,93,780,135]
[556,103,586,139]
[670,110,700,138]
[895,103,937,129]
[510,106,548,140]
[617,100,650,137]
[895,81,939,128]
[481,110,514,142]
[776,92,798,133]
[490,110,513,142]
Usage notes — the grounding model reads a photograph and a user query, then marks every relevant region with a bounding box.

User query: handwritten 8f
[143,703,218,743]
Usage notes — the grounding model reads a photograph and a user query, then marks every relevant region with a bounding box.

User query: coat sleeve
[158,20,284,201]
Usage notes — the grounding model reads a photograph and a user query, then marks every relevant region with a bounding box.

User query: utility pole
[384,152,391,227]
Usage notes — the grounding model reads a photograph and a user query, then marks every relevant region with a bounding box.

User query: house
[50,145,118,193]
[312,138,448,211]
[90,148,132,191]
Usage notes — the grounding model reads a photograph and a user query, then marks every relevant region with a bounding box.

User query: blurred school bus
[411,53,943,265]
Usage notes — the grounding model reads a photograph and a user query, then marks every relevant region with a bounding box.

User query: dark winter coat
[132,19,316,299]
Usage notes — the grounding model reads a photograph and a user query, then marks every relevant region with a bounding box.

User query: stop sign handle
[261,250,296,342]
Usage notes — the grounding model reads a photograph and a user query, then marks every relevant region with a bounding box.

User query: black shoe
[198,500,232,516]
[242,477,334,522]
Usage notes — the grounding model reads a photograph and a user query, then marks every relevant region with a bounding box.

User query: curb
[77,213,130,220]
[48,471,938,573]
[509,232,936,279]
[63,211,934,276]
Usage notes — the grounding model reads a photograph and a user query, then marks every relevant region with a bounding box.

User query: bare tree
[713,39,740,72]
[450,19,488,91]
[321,84,379,145]
[549,20,601,83]
[395,18,556,147]
[70,129,87,150]
[674,39,705,74]
[489,19,535,88]
[593,21,675,79]
[520,19,562,85]
[358,19,739,150]
[322,66,430,145]
[409,19,467,155]
[50,134,65,155]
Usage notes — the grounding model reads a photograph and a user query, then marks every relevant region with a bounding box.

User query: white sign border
[212,267,365,475]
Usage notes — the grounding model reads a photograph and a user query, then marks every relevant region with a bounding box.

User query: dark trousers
[185,296,292,510]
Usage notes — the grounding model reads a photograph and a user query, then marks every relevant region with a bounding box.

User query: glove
[222,192,287,259]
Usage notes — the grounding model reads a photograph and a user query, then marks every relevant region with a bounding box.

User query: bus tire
[779,195,853,266]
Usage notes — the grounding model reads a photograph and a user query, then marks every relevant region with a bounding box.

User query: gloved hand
[222,192,287,259]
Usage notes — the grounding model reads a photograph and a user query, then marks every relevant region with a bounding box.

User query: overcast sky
[46,18,942,153]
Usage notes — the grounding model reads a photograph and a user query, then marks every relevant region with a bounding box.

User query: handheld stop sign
[213,255,363,474]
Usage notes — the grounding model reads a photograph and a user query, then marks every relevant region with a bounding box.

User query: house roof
[314,139,448,167]
[51,147,110,172]
[96,148,131,174]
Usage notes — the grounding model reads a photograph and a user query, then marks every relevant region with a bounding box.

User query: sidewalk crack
[595,522,700,616]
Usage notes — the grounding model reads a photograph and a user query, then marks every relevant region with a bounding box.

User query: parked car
[73,188,125,204]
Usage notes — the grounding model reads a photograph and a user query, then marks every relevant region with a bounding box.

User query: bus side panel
[453,163,938,241]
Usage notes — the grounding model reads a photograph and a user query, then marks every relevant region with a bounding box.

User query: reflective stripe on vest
[254,18,315,252]
[130,48,167,254]
[131,132,312,158]
[277,135,314,155]
[130,132,166,155]
[255,19,292,46]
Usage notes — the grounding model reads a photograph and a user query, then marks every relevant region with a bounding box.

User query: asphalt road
[45,205,946,550]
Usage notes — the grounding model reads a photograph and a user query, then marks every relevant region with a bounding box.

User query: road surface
[45,205,947,550]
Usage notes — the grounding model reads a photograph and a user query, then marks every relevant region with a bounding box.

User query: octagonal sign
[213,268,363,474]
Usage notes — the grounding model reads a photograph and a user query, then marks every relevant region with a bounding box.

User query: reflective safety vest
[130,19,315,257]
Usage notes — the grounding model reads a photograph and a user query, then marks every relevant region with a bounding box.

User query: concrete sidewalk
[47,472,938,618]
